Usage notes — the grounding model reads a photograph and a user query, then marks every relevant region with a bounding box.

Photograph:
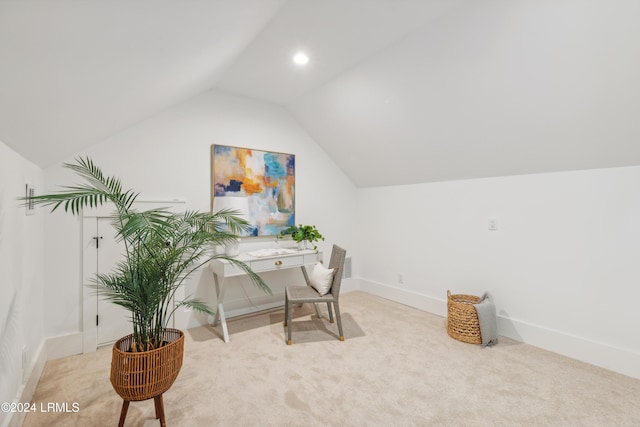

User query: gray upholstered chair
[284,244,347,345]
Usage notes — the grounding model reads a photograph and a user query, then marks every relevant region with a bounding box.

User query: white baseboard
[225,300,285,319]
[7,341,47,427]
[339,277,358,294]
[357,278,447,317]
[46,332,83,361]
[356,278,640,380]
[496,315,640,379]
[5,332,91,427]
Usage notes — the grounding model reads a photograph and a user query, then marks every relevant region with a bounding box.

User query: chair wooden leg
[286,300,293,345]
[284,292,288,327]
[154,394,166,427]
[327,302,334,323]
[118,400,130,427]
[313,302,322,318]
[333,302,344,341]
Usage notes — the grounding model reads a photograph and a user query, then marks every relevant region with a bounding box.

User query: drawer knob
[275,260,283,266]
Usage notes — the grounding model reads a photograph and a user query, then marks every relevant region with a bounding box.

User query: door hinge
[96,315,99,326]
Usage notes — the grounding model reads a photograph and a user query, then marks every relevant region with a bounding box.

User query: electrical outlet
[488,219,498,231]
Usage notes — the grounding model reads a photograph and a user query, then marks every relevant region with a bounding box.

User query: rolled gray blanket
[474,292,498,347]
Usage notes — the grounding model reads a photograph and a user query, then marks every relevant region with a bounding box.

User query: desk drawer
[251,255,304,272]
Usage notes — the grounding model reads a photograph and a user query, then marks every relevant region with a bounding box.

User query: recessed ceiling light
[293,52,309,66]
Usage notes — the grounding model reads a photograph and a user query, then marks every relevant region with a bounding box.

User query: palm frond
[19,156,139,215]
[28,157,271,351]
[175,299,215,316]
[212,208,252,235]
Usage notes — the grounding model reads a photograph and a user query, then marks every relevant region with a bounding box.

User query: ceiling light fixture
[292,52,309,66]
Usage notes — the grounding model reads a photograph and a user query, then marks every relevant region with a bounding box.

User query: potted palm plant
[24,157,270,425]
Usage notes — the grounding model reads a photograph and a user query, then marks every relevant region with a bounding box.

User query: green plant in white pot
[279,224,324,250]
[23,157,270,424]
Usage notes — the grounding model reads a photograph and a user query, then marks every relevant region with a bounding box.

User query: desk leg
[212,273,230,343]
[218,303,229,343]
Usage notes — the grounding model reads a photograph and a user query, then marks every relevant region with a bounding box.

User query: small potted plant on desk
[22,157,270,427]
[279,224,324,251]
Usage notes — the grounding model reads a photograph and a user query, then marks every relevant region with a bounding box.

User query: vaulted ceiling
[1,0,639,187]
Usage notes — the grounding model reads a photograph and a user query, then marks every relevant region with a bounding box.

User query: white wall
[356,166,640,378]
[37,83,640,382]
[43,89,358,340]
[0,141,45,427]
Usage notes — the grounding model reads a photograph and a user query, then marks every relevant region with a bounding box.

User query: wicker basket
[110,328,184,402]
[447,290,482,344]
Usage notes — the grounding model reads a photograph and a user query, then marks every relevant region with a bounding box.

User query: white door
[82,200,185,352]
[95,217,132,346]
[83,217,132,347]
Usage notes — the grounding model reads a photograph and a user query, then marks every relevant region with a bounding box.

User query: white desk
[208,249,322,342]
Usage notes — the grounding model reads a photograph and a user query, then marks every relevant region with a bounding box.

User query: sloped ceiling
[0,0,286,167]
[1,0,640,187]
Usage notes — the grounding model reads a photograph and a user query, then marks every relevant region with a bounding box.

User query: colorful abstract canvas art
[211,145,295,236]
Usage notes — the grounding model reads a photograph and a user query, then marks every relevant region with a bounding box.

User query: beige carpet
[22,291,640,426]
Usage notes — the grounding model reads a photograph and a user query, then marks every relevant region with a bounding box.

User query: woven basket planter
[110,328,184,402]
[447,291,482,344]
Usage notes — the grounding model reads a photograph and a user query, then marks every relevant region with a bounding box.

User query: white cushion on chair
[309,262,336,296]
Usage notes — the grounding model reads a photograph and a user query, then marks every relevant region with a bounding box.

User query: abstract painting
[211,145,295,237]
